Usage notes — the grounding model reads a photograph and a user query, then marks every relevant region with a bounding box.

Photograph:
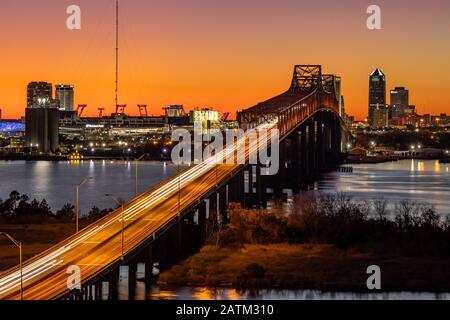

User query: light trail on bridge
[0,120,278,300]
[0,65,344,300]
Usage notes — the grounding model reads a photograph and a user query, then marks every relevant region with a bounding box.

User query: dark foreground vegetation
[0,191,112,224]
[217,193,450,256]
[160,193,450,291]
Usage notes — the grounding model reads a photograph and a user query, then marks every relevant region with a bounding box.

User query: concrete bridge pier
[143,244,154,285]
[317,112,326,171]
[108,267,120,300]
[217,186,228,224]
[88,284,93,300]
[127,259,138,299]
[308,117,318,179]
[197,200,207,243]
[257,165,269,209]
[95,281,102,300]
[242,166,252,208]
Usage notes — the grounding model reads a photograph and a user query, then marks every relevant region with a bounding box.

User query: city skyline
[1,0,450,120]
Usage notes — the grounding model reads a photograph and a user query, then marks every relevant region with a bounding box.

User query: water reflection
[108,267,450,301]
[315,159,450,215]
[0,160,180,214]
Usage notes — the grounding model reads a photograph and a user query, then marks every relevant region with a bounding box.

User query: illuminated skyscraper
[27,82,52,107]
[390,86,409,124]
[55,84,74,111]
[368,68,386,127]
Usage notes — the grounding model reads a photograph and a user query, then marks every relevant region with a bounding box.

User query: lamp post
[76,177,93,233]
[177,163,181,217]
[135,153,148,197]
[0,232,23,300]
[105,194,125,260]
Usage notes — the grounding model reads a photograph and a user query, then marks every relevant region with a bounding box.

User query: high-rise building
[368,68,386,127]
[55,84,74,111]
[390,87,409,123]
[25,99,59,154]
[27,82,52,107]
[373,106,388,128]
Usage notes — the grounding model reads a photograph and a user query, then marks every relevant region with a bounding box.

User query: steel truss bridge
[0,65,349,300]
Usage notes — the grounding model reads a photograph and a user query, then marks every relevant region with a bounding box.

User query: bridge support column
[300,124,308,184]
[108,268,119,300]
[330,116,340,166]
[242,167,252,208]
[144,244,154,285]
[317,112,326,170]
[95,282,102,300]
[88,284,93,300]
[307,117,317,180]
[274,140,287,199]
[128,260,137,299]
[235,169,245,207]
[198,200,207,243]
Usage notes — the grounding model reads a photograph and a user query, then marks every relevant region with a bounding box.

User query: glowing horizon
[1,0,450,120]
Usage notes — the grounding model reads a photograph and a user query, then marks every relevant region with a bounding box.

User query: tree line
[215,193,450,257]
[0,191,112,224]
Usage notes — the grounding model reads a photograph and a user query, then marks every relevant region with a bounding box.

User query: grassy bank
[160,193,450,292]
[0,224,75,271]
[158,244,450,292]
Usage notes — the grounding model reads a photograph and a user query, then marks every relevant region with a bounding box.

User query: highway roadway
[0,121,277,300]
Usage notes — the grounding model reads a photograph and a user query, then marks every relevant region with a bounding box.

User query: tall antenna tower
[115,0,119,109]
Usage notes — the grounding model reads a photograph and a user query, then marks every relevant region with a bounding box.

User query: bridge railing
[277,86,339,138]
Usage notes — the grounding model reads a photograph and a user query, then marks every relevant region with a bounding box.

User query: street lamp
[76,177,93,233]
[0,232,23,300]
[177,163,181,217]
[105,194,125,260]
[135,153,148,197]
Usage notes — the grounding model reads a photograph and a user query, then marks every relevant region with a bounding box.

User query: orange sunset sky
[1,0,450,120]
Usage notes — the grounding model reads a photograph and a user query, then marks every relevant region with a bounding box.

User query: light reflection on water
[314,159,450,216]
[112,262,450,301]
[0,160,180,215]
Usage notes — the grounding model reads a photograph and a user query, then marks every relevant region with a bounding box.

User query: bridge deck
[247,90,307,114]
[0,122,276,300]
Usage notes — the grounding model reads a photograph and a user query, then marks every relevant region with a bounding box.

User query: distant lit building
[398,113,419,127]
[368,68,386,127]
[164,105,185,117]
[27,82,52,107]
[389,87,409,125]
[189,108,221,129]
[25,99,59,153]
[55,84,74,111]
[373,106,388,128]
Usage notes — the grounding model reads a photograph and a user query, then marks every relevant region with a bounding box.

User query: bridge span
[0,65,350,300]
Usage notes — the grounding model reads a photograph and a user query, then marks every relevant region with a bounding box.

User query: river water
[1,159,447,215]
[0,159,449,299]
[313,159,450,216]
[0,160,179,215]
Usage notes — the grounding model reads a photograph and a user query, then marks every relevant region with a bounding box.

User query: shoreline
[157,244,450,293]
[0,155,170,162]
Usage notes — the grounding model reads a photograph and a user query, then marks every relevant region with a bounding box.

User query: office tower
[389,87,409,124]
[373,106,388,128]
[25,99,59,153]
[55,84,74,111]
[368,68,386,127]
[27,82,52,107]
